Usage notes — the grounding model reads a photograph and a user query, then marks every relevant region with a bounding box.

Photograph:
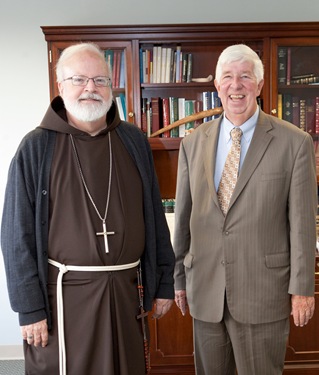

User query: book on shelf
[186,53,193,83]
[119,51,125,88]
[115,94,126,121]
[299,98,306,131]
[105,49,114,73]
[165,48,173,83]
[211,91,221,119]
[175,46,182,83]
[141,49,147,84]
[141,97,148,135]
[146,100,152,137]
[282,93,293,123]
[151,97,163,135]
[169,97,179,137]
[156,46,162,83]
[277,94,283,119]
[178,97,186,137]
[290,74,319,85]
[305,98,315,134]
[162,98,170,138]
[194,100,203,128]
[292,96,300,127]
[277,47,287,85]
[286,47,291,85]
[184,100,195,136]
[152,46,158,84]
[160,47,167,83]
[112,50,120,88]
[181,53,188,83]
[202,91,212,122]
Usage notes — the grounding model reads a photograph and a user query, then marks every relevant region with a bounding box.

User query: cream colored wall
[1,0,319,350]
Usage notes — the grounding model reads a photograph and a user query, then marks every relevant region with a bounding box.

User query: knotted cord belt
[48,258,140,375]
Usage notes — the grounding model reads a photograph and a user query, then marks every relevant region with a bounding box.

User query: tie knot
[230,127,243,143]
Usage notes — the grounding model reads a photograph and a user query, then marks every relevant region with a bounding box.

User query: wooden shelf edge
[148,137,181,150]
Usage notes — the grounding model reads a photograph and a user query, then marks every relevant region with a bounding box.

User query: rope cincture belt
[48,258,141,375]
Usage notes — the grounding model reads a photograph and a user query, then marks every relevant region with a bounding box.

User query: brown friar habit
[24,100,147,375]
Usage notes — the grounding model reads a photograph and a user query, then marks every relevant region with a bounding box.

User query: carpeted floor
[0,360,24,375]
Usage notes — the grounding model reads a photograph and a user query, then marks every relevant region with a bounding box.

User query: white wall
[1,0,319,352]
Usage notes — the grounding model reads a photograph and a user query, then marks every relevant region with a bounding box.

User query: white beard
[63,93,113,122]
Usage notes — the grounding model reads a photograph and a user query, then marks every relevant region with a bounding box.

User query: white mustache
[78,93,103,101]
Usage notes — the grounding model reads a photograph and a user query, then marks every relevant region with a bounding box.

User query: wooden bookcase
[42,23,319,374]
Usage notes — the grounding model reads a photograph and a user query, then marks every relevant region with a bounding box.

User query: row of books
[278,94,319,134]
[277,47,319,85]
[139,45,193,84]
[104,50,125,89]
[141,91,221,137]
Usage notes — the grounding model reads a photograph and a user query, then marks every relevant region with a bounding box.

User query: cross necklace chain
[69,132,114,253]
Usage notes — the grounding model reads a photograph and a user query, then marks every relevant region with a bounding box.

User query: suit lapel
[202,119,221,208]
[228,111,274,210]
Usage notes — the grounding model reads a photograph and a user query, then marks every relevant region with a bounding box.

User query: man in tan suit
[173,44,317,375]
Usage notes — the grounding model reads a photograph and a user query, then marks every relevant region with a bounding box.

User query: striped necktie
[217,127,243,215]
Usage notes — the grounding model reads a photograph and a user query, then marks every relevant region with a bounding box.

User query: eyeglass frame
[62,75,112,87]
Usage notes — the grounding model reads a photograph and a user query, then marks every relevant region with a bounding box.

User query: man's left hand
[291,294,315,327]
[152,299,173,319]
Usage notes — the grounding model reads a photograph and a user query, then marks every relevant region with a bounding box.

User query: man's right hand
[175,290,188,316]
[21,319,48,347]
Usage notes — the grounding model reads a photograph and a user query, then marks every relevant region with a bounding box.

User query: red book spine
[162,98,170,138]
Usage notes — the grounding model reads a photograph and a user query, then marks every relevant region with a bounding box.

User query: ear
[214,79,220,93]
[257,79,264,96]
[58,81,63,96]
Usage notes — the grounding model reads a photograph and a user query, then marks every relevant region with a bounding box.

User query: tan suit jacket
[174,110,317,324]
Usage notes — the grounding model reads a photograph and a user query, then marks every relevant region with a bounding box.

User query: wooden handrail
[149,107,223,138]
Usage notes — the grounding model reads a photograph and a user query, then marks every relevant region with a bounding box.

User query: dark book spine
[282,94,292,123]
[169,97,179,137]
[292,96,300,127]
[306,98,315,134]
[141,98,147,135]
[299,98,306,131]
[151,97,162,135]
[277,47,287,85]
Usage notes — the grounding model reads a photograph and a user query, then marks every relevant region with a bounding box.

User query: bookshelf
[42,23,319,374]
[271,39,319,184]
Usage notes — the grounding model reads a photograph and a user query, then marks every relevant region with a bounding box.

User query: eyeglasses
[62,75,112,87]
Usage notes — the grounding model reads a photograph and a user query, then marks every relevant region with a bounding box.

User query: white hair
[215,44,264,84]
[55,42,111,83]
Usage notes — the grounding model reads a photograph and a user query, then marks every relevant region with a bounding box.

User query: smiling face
[214,60,264,126]
[58,50,113,133]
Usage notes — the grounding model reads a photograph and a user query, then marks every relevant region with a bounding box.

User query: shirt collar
[221,107,259,143]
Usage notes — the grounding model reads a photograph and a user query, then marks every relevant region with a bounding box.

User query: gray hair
[215,44,264,84]
[56,42,111,83]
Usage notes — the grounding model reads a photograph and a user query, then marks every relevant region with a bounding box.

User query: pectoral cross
[96,221,115,253]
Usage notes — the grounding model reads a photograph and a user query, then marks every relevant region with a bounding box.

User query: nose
[230,76,242,88]
[84,78,97,91]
